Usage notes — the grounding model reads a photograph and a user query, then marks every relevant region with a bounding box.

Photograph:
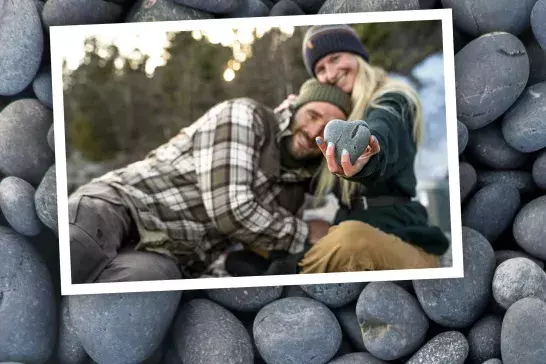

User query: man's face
[289,101,347,160]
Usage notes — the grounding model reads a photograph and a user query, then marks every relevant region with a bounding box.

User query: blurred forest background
[62,20,451,232]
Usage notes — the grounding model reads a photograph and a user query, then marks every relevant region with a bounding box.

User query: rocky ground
[1,0,546,363]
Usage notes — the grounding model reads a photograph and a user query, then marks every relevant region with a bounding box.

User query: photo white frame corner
[50,7,464,296]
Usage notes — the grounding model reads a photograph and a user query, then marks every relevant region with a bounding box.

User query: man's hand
[307,219,331,244]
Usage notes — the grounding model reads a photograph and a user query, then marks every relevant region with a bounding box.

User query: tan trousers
[298,220,440,274]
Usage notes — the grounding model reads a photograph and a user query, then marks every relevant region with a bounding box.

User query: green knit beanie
[291,78,352,117]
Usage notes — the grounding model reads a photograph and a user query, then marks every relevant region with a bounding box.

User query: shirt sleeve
[193,99,309,254]
[345,93,415,185]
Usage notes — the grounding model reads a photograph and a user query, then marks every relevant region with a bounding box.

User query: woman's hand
[273,94,298,113]
[315,135,381,177]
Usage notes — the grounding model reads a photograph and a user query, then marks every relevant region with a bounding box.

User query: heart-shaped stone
[323,119,371,166]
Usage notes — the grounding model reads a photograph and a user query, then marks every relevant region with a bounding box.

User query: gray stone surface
[462,183,520,244]
[513,196,546,260]
[0,227,56,364]
[413,227,496,328]
[419,0,437,9]
[476,170,536,196]
[324,120,371,166]
[282,285,311,298]
[174,298,253,364]
[327,352,387,364]
[501,82,546,153]
[482,359,502,364]
[492,257,546,310]
[467,315,502,364]
[406,331,469,364]
[332,303,366,352]
[455,33,529,130]
[355,282,428,361]
[0,176,42,237]
[466,123,529,170]
[524,34,546,86]
[172,0,243,13]
[532,149,546,189]
[531,0,546,50]
[458,120,468,154]
[441,0,539,36]
[460,162,477,202]
[205,286,283,312]
[495,250,544,269]
[0,99,54,185]
[69,290,181,364]
[0,0,43,96]
[319,0,419,13]
[47,123,55,151]
[253,297,342,364]
[32,68,53,109]
[126,0,213,22]
[35,165,58,234]
[225,0,270,17]
[42,0,124,29]
[300,283,365,308]
[56,298,90,364]
[270,0,305,16]
[500,297,546,363]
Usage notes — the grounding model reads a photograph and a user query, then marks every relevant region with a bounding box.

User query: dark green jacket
[326,92,450,256]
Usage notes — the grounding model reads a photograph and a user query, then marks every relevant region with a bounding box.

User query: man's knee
[95,249,182,283]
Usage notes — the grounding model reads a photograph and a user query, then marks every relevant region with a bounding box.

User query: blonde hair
[314,55,424,207]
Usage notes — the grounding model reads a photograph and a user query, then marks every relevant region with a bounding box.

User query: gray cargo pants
[68,182,182,284]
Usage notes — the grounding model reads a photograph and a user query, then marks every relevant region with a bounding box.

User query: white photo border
[50,8,463,296]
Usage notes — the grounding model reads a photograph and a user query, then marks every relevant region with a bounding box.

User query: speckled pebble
[467,315,502,364]
[406,331,469,364]
[205,286,283,312]
[300,283,365,308]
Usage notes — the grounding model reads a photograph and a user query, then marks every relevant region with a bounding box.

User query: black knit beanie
[291,78,352,117]
[302,24,369,77]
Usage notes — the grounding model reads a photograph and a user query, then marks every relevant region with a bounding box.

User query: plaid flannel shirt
[91,98,312,277]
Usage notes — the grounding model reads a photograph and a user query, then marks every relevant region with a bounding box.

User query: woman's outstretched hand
[315,135,381,177]
[273,94,298,113]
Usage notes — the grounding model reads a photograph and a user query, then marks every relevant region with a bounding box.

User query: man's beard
[287,130,321,161]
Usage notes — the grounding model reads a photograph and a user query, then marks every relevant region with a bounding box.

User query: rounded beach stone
[324,120,371,166]
[532,149,546,189]
[47,123,55,151]
[293,0,326,13]
[441,0,539,37]
[0,227,56,364]
[492,257,546,310]
[205,286,283,312]
[513,196,546,260]
[42,0,124,29]
[467,315,502,364]
[476,170,536,196]
[406,331,469,364]
[0,99,54,185]
[172,0,243,13]
[253,297,342,364]
[69,290,182,364]
[57,298,90,364]
[270,0,305,15]
[482,359,502,364]
[466,123,529,170]
[355,282,428,361]
[32,68,53,109]
[300,283,365,308]
[0,176,42,236]
[318,0,419,13]
[524,35,546,86]
[0,0,43,96]
[459,162,477,202]
[413,227,496,328]
[332,303,366,352]
[500,297,546,363]
[35,165,58,233]
[455,33,529,130]
[174,298,253,364]
[531,0,546,50]
[495,250,544,269]
[126,0,214,22]
[224,0,270,17]
[501,82,546,153]
[327,352,387,364]
[458,120,468,154]
[462,183,520,243]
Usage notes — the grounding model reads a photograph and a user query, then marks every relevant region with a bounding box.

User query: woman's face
[314,52,358,94]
